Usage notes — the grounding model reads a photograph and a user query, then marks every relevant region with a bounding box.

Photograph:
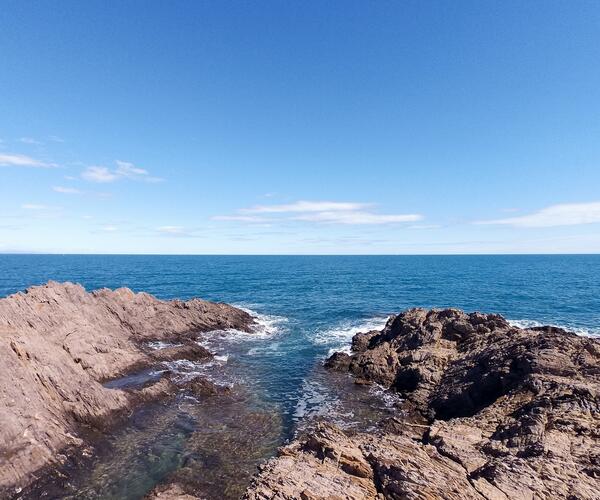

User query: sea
[1,254,599,498]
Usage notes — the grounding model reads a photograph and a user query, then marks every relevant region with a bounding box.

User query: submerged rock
[246,308,600,499]
[0,281,254,496]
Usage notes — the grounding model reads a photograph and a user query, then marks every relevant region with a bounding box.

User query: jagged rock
[145,483,204,499]
[0,281,253,495]
[323,351,352,371]
[151,342,213,363]
[246,308,600,499]
[185,376,231,397]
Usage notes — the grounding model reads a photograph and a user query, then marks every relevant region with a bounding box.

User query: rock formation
[0,281,253,496]
[246,308,600,499]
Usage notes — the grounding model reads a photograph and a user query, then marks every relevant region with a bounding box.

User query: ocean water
[2,254,599,498]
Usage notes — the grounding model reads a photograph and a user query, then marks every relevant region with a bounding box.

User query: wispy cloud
[241,200,370,214]
[476,201,600,228]
[154,225,201,238]
[82,166,120,183]
[19,137,43,145]
[212,215,270,223]
[0,153,57,168]
[81,160,163,183]
[294,211,422,225]
[216,200,424,226]
[52,186,81,194]
[100,225,118,232]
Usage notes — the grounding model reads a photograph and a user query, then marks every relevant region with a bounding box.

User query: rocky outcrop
[246,308,600,499]
[0,281,253,496]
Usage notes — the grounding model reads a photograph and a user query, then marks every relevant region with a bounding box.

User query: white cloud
[81,166,120,183]
[242,200,370,214]
[82,161,163,183]
[476,201,600,228]
[52,186,81,194]
[294,211,422,225]
[216,200,424,226]
[0,153,57,168]
[212,215,270,223]
[115,160,149,177]
[100,225,118,232]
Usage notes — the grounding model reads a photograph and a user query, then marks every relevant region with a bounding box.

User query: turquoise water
[2,254,599,498]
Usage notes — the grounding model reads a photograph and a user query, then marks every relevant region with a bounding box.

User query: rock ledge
[0,281,253,495]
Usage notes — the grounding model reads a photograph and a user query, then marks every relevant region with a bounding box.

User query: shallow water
[2,254,599,498]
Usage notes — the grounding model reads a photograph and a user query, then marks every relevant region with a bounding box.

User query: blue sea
[2,254,599,498]
[2,254,599,416]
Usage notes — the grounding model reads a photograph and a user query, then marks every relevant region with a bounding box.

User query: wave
[163,356,235,386]
[508,319,599,338]
[222,305,289,340]
[311,315,390,354]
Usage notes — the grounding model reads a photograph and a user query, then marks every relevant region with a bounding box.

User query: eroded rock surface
[0,281,253,495]
[246,308,600,499]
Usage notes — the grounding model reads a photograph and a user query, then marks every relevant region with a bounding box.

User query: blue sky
[1,1,600,254]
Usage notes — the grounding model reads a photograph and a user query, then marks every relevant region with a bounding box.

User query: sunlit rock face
[245,308,600,500]
[0,281,254,496]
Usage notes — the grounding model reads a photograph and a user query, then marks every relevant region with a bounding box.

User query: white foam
[508,319,599,338]
[238,305,288,338]
[246,342,283,356]
[147,340,182,350]
[293,379,352,422]
[312,315,390,353]
[368,383,403,409]
[202,306,288,346]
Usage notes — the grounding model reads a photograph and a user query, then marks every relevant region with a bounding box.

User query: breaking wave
[508,318,599,338]
[311,315,390,355]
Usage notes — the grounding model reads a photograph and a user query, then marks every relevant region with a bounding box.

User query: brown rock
[145,483,203,499]
[251,308,600,499]
[150,341,213,363]
[0,281,253,495]
[323,351,352,371]
[185,376,231,397]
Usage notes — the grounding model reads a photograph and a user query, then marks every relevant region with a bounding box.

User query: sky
[1,0,600,254]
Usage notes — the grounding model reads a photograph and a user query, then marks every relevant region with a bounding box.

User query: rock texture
[246,308,600,499]
[0,281,253,496]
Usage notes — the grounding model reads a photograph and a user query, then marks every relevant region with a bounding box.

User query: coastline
[0,282,255,497]
[1,281,599,499]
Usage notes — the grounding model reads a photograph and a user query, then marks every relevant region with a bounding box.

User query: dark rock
[246,308,600,499]
[150,342,213,363]
[323,351,351,371]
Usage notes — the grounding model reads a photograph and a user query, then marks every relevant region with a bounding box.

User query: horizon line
[0,252,599,257]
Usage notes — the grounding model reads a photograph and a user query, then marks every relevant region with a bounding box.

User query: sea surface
[2,254,599,498]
